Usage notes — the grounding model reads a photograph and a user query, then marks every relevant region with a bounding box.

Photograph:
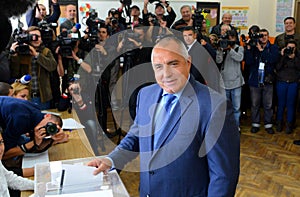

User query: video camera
[38,20,57,46]
[57,31,78,57]
[248,32,263,47]
[13,22,38,55]
[217,33,236,49]
[192,8,210,30]
[284,46,295,56]
[85,9,105,46]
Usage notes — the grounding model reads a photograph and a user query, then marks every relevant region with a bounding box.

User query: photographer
[106,8,126,35]
[26,0,60,30]
[9,26,57,110]
[275,40,300,134]
[145,16,173,44]
[216,30,244,128]
[143,0,176,28]
[244,28,279,134]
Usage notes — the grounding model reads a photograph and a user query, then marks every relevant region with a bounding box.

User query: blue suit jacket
[109,78,240,197]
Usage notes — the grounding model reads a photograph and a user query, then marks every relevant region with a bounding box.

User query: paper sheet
[45,190,113,197]
[62,118,85,130]
[41,110,62,116]
[22,151,49,168]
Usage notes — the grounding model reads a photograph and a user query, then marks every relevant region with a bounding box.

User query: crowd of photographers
[1,2,300,191]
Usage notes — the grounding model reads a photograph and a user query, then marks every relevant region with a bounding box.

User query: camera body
[85,9,105,47]
[43,122,58,136]
[120,0,132,6]
[38,20,57,46]
[192,9,210,30]
[13,29,38,55]
[284,46,294,56]
[147,13,159,26]
[217,34,235,49]
[248,32,263,47]
[57,31,78,57]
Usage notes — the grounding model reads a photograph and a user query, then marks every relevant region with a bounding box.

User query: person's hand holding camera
[256,42,263,52]
[28,44,39,57]
[68,83,83,103]
[9,42,19,55]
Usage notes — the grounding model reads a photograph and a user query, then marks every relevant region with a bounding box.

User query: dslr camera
[146,12,159,26]
[217,33,235,49]
[43,122,58,136]
[248,32,263,47]
[284,46,294,56]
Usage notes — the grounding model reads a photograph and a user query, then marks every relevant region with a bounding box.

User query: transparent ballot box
[34,157,130,197]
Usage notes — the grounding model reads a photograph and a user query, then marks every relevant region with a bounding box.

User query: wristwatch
[77,58,83,65]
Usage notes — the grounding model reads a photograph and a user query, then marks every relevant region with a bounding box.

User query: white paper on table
[41,110,62,116]
[45,189,113,197]
[62,118,85,130]
[22,151,49,168]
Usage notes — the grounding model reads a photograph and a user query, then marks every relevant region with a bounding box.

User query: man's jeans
[226,87,242,127]
[250,85,273,128]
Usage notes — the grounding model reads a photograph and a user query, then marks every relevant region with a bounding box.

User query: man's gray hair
[152,36,189,61]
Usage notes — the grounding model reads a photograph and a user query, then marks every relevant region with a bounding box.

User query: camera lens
[45,122,58,135]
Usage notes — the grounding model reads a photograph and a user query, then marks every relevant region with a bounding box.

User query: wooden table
[21,109,96,197]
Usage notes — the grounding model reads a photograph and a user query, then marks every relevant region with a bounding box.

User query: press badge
[259,62,265,70]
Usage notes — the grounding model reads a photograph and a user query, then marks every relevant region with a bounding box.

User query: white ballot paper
[62,118,85,130]
[22,151,49,168]
[45,163,106,196]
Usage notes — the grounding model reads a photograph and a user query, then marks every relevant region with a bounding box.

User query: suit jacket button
[146,195,150,197]
[149,171,154,175]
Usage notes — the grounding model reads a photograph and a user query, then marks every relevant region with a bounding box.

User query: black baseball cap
[155,3,164,9]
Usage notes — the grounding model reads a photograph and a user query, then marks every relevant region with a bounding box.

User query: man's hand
[87,157,112,175]
[34,126,47,146]
[52,128,69,144]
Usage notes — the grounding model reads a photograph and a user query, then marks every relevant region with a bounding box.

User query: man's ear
[44,114,51,118]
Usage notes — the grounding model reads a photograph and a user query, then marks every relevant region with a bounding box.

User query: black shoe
[293,140,300,145]
[276,121,283,132]
[251,127,259,133]
[266,128,275,134]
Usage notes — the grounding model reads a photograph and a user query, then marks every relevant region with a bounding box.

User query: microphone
[17,74,31,84]
[75,23,81,30]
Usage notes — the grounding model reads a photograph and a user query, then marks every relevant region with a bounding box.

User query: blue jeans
[276,81,298,123]
[226,87,242,126]
[250,85,273,128]
[31,97,51,110]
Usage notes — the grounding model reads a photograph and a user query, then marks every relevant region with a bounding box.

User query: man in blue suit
[88,36,240,196]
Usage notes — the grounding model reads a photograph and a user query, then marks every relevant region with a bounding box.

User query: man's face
[29,30,42,48]
[98,28,109,41]
[38,5,47,18]
[259,31,269,44]
[155,6,165,16]
[180,7,191,22]
[152,43,191,94]
[65,5,76,21]
[131,8,140,17]
[284,19,296,33]
[35,114,59,133]
[222,13,232,25]
[183,30,197,45]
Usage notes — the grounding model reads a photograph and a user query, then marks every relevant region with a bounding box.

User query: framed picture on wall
[196,2,220,34]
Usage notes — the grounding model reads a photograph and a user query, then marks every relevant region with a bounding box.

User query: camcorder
[42,122,58,136]
[38,20,57,47]
[192,8,210,30]
[57,31,78,57]
[244,32,263,47]
[217,33,235,49]
[284,46,295,56]
[84,9,105,47]
[13,23,39,55]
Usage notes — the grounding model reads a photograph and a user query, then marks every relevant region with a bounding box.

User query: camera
[192,8,210,30]
[120,0,132,6]
[85,9,105,46]
[147,13,159,26]
[217,33,235,49]
[248,32,263,47]
[57,31,78,57]
[13,27,39,55]
[38,20,57,46]
[284,47,294,56]
[43,122,58,135]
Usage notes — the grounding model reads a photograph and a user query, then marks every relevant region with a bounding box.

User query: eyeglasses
[0,139,4,145]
